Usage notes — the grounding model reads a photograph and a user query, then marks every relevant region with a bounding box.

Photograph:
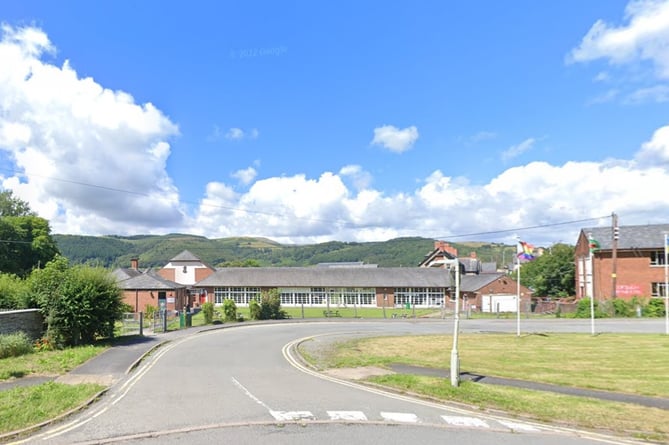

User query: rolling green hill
[53,234,517,269]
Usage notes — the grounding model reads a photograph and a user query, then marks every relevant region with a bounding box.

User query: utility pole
[611,212,619,301]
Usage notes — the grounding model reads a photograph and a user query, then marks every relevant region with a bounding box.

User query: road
[14,318,660,445]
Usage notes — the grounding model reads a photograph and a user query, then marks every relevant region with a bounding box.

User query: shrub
[249,299,261,320]
[574,298,607,318]
[0,332,34,358]
[645,298,667,317]
[258,289,287,320]
[612,298,633,317]
[201,302,215,324]
[222,299,237,322]
[144,304,157,320]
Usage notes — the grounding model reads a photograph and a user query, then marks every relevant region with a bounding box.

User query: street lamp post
[446,259,461,387]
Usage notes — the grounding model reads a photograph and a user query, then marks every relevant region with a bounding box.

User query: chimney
[131,258,139,270]
[434,240,458,258]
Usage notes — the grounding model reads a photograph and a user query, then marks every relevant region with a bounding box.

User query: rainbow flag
[517,240,535,261]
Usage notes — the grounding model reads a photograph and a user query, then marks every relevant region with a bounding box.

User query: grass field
[300,333,669,442]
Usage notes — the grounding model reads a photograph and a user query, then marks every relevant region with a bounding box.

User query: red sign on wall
[616,284,643,297]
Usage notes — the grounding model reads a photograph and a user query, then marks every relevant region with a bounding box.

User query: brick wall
[0,309,43,340]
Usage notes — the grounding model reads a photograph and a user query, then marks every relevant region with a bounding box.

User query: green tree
[29,257,123,347]
[0,192,59,277]
[0,190,35,217]
[520,243,575,298]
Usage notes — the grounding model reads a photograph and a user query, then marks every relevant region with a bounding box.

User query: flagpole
[517,256,521,337]
[664,232,668,335]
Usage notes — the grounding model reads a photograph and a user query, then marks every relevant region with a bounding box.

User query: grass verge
[0,382,104,435]
[301,333,669,442]
[0,345,107,381]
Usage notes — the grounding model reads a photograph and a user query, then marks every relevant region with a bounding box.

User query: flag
[589,238,600,253]
[517,240,535,261]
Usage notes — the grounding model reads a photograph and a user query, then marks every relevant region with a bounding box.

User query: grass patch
[367,374,669,441]
[327,333,669,397]
[313,333,669,442]
[0,345,106,381]
[0,382,104,435]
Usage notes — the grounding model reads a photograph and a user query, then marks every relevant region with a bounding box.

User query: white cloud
[501,138,536,162]
[223,127,259,141]
[569,0,669,78]
[0,25,183,234]
[225,127,244,140]
[636,122,669,165]
[339,164,372,190]
[231,167,258,185]
[624,84,669,102]
[371,125,419,153]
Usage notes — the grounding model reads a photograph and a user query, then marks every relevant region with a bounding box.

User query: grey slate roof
[459,273,506,293]
[197,267,454,288]
[169,250,202,262]
[583,223,669,250]
[111,268,144,281]
[117,272,184,290]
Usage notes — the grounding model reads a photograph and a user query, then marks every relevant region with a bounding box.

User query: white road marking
[231,377,273,411]
[441,415,490,428]
[270,410,315,421]
[327,410,368,421]
[380,412,419,423]
[498,420,542,432]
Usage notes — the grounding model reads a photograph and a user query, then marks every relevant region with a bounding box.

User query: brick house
[112,259,188,312]
[419,240,532,312]
[575,223,669,301]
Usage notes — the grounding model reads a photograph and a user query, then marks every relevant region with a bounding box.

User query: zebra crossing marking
[269,410,315,421]
[441,415,490,428]
[327,411,368,421]
[380,412,419,423]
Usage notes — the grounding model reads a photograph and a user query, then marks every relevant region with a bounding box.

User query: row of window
[212,286,447,307]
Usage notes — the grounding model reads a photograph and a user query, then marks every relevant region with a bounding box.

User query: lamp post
[445,258,461,387]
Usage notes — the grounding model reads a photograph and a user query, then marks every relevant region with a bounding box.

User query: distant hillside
[53,234,517,269]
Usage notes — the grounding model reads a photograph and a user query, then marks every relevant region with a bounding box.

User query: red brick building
[575,223,669,301]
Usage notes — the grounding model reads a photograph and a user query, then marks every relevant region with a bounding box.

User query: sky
[1,0,669,247]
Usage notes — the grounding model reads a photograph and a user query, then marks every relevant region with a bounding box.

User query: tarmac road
[5,318,662,445]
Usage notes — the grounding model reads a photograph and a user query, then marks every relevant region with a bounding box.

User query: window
[652,282,667,297]
[650,251,667,266]
[213,287,260,305]
[394,287,445,307]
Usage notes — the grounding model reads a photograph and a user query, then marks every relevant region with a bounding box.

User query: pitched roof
[169,250,202,262]
[117,271,184,290]
[197,267,454,288]
[460,273,507,292]
[583,223,669,250]
[111,268,144,281]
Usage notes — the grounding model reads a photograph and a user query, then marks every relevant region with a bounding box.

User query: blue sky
[1,1,669,246]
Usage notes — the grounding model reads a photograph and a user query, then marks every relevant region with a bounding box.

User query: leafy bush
[645,298,667,317]
[201,302,215,324]
[222,299,237,322]
[249,299,261,320]
[573,298,608,318]
[144,304,157,320]
[29,257,123,347]
[0,273,32,309]
[0,332,34,358]
[258,289,287,320]
[612,298,633,317]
